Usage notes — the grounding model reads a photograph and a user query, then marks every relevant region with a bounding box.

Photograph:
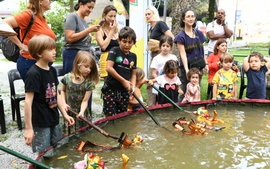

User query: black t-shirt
[106,47,137,91]
[149,21,170,40]
[25,65,59,127]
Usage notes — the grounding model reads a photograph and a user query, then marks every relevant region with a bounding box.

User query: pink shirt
[182,83,200,102]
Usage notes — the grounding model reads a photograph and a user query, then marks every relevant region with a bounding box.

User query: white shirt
[206,20,231,53]
[150,53,178,76]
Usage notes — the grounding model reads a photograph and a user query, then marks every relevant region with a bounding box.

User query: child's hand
[123,80,132,92]
[143,79,149,85]
[178,89,184,95]
[77,112,84,119]
[64,114,75,126]
[64,104,70,112]
[212,97,217,100]
[148,80,154,86]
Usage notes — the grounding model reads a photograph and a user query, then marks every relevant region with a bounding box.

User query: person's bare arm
[106,60,131,91]
[164,30,175,40]
[223,25,233,38]
[95,20,118,51]
[130,69,137,92]
[24,92,34,146]
[243,56,250,72]
[207,30,226,40]
[78,91,91,118]
[212,83,217,100]
[4,17,27,50]
[65,25,100,43]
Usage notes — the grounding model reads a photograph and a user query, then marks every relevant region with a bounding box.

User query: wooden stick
[68,109,120,140]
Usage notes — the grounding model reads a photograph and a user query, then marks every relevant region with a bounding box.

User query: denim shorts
[32,124,62,153]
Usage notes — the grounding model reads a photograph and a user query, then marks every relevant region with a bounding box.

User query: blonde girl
[61,51,99,131]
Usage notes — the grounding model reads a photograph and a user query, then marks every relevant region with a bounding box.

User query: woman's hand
[88,25,100,33]
[109,20,118,31]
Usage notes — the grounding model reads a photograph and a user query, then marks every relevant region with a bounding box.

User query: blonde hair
[145,6,160,23]
[136,67,145,83]
[71,51,99,85]
[28,34,56,60]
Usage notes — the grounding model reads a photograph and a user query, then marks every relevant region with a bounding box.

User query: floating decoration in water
[193,107,225,125]
[76,133,143,152]
[121,134,143,148]
[172,117,226,135]
[121,154,129,169]
[74,152,106,169]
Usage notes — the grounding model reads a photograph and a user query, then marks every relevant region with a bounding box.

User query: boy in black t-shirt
[24,35,74,156]
[102,26,137,116]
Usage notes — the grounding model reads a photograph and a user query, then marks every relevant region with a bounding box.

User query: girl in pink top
[182,68,202,103]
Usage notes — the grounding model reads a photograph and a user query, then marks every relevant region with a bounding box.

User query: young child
[102,26,137,116]
[243,51,270,99]
[182,68,202,103]
[149,60,183,104]
[150,35,178,78]
[128,67,148,111]
[24,35,74,156]
[150,35,178,97]
[212,53,238,100]
[61,51,99,131]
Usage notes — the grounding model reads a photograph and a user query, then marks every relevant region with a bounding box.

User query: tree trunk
[207,0,216,23]
[70,0,74,12]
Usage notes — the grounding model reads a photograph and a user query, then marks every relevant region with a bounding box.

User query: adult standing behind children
[174,8,206,101]
[63,0,100,74]
[102,26,137,117]
[4,0,56,81]
[95,5,119,81]
[206,8,233,56]
[243,52,270,99]
[24,35,74,156]
[61,51,99,132]
[145,6,174,106]
[63,0,100,113]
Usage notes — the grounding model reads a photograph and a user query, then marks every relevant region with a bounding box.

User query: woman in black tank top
[95,5,119,81]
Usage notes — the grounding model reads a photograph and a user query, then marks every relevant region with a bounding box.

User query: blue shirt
[246,65,268,99]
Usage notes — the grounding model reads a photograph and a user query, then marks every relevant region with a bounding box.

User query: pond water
[42,104,270,169]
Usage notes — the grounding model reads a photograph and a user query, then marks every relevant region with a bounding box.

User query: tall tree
[207,0,216,23]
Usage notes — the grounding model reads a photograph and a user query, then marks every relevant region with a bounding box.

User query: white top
[150,54,178,76]
[206,20,231,53]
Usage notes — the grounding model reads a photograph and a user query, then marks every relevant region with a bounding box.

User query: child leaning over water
[149,60,183,104]
[243,51,270,99]
[102,26,137,117]
[212,53,238,100]
[24,35,74,156]
[128,67,148,111]
[61,51,99,132]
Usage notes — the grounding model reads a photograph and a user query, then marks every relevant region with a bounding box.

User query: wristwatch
[222,23,226,26]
